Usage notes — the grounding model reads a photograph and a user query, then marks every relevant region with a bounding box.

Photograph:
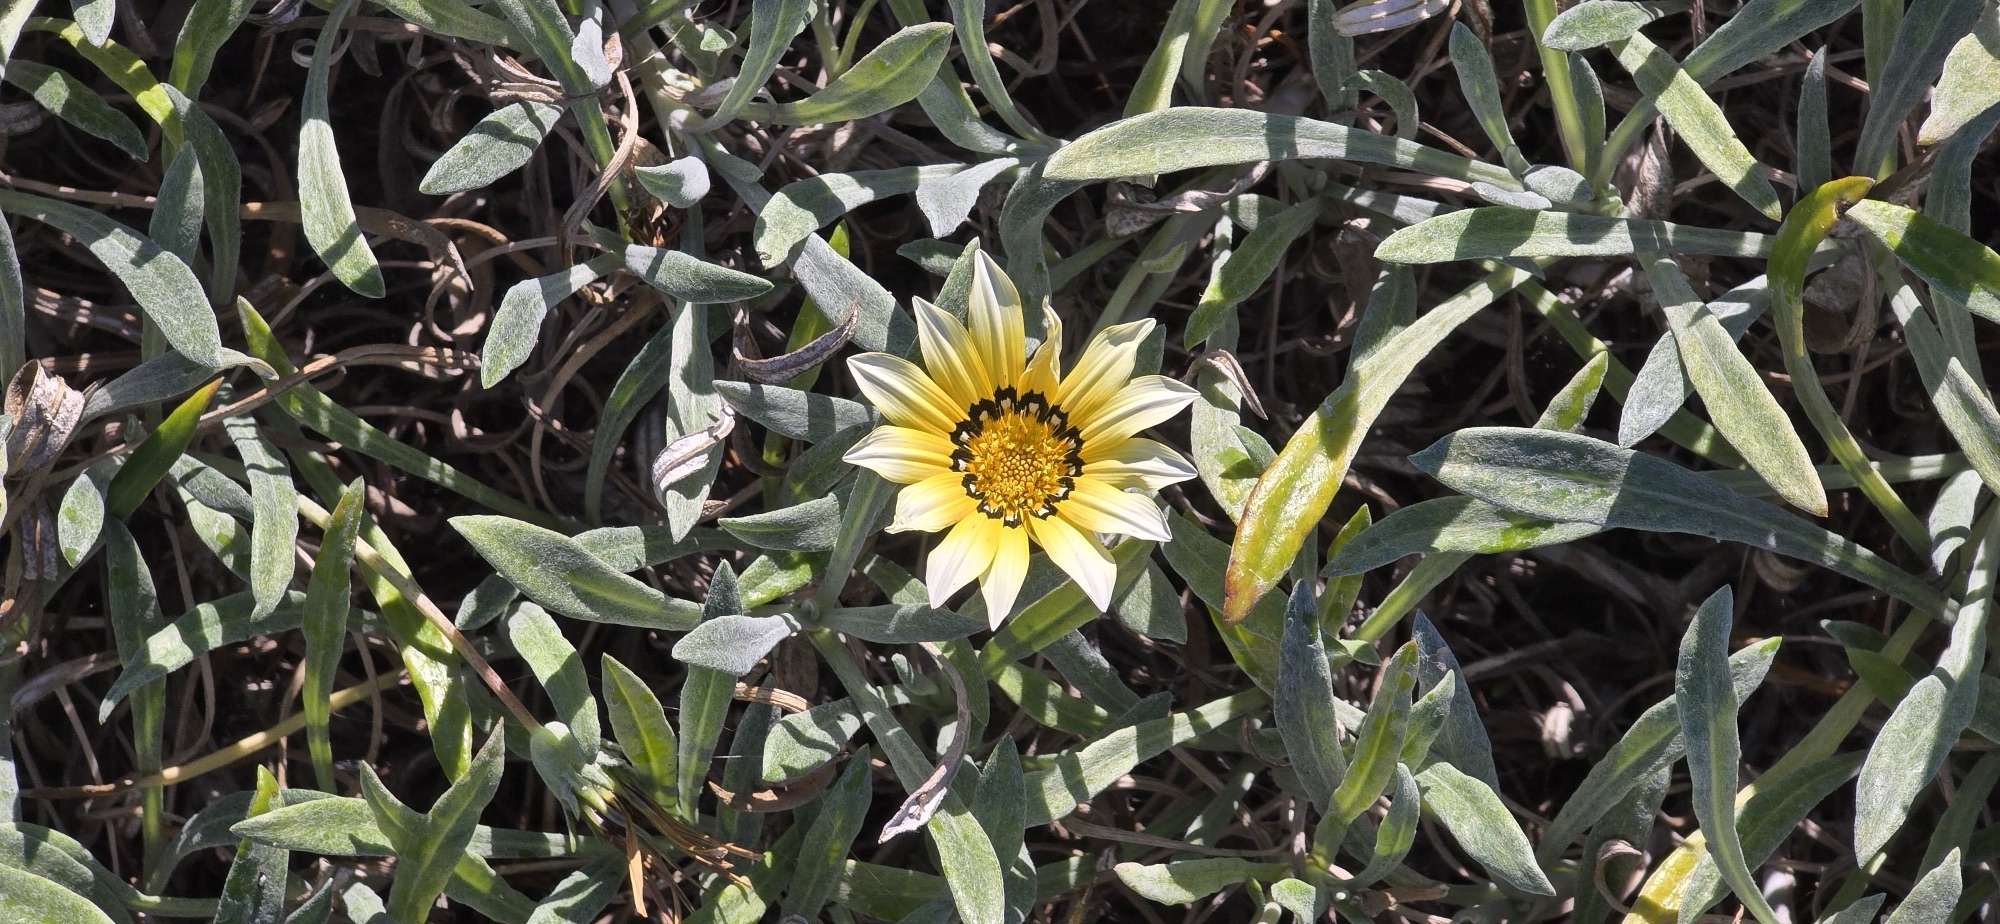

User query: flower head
[844,252,1198,627]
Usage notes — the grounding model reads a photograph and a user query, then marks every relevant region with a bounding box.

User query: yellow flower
[843,253,1198,627]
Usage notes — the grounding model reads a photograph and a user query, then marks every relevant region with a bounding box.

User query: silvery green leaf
[1411,428,1949,617]
[452,515,702,629]
[1113,859,1279,905]
[298,0,384,297]
[672,613,800,676]
[222,415,300,622]
[1853,0,1985,171]
[714,380,879,442]
[1524,165,1592,203]
[719,494,841,551]
[0,191,223,367]
[1324,496,1603,575]
[1883,849,1961,924]
[2,61,145,158]
[623,244,772,303]
[419,101,563,196]
[1918,6,2000,145]
[483,253,622,387]
[570,17,612,89]
[918,157,1019,238]
[755,165,963,267]
[507,603,602,758]
[1378,207,1770,263]
[1541,0,1674,50]
[1678,751,1864,921]
[1414,763,1555,895]
[1537,636,1779,864]
[745,23,953,125]
[1818,896,1888,924]
[1619,277,1769,447]
[1343,70,1417,139]
[1677,586,1783,924]
[761,697,865,784]
[634,156,711,208]
[1043,108,1519,190]
[1451,24,1528,175]
[816,604,984,643]
[689,0,813,129]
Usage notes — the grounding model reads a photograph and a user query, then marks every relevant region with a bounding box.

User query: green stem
[1522,0,1593,178]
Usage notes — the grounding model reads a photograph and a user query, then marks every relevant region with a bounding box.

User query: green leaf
[1884,848,1962,924]
[748,23,952,124]
[714,380,879,441]
[678,562,742,816]
[1023,690,1267,826]
[1276,582,1346,809]
[1644,254,1823,512]
[600,655,678,813]
[672,613,799,675]
[1613,32,1781,220]
[635,156,711,208]
[1676,586,1782,924]
[1541,0,1671,50]
[1223,267,1528,621]
[2,60,145,158]
[483,253,621,387]
[1917,5,2000,145]
[420,100,564,197]
[361,734,506,924]
[1377,207,1769,263]
[1325,496,1603,574]
[762,697,865,784]
[1409,428,1949,617]
[1189,197,1323,344]
[623,244,773,304]
[0,189,223,366]
[1678,751,1865,921]
[298,0,385,297]
[1414,763,1555,895]
[1619,277,1768,447]
[783,753,874,918]
[105,378,219,519]
[101,591,311,717]
[452,516,701,629]
[815,603,984,643]
[215,769,286,924]
[222,414,300,620]
[1536,637,1779,864]
[1114,859,1280,905]
[230,794,584,860]
[1411,612,1499,787]
[1853,0,1985,172]
[301,479,363,790]
[754,165,962,267]
[0,864,118,924]
[168,0,253,97]
[1329,643,1417,829]
[508,604,601,759]
[1042,108,1520,190]
[690,0,813,129]
[1450,24,1529,174]
[719,494,842,551]
[1351,764,1421,886]
[1846,199,2000,326]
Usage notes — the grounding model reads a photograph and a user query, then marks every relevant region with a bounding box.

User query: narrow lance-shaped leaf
[600,655,678,815]
[301,479,364,792]
[1677,586,1783,924]
[2,60,146,158]
[420,100,564,197]
[1612,32,1782,220]
[106,380,221,519]
[0,190,223,367]
[1643,254,1824,512]
[297,0,385,297]
[1223,266,1529,622]
[360,734,506,924]
[748,23,953,125]
[222,414,300,621]
[1275,581,1346,809]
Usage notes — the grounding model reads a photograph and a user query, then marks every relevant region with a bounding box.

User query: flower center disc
[950,387,1084,527]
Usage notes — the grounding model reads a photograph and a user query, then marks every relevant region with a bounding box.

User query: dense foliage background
[0,0,1996,921]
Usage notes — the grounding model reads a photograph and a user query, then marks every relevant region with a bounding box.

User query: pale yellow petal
[1030,514,1116,611]
[844,425,956,484]
[1019,304,1064,397]
[1078,375,1198,445]
[890,472,977,534]
[979,523,1031,628]
[926,513,1003,607]
[914,297,991,409]
[1056,319,1154,422]
[1081,437,1197,491]
[968,251,1025,386]
[1060,479,1172,541]
[849,352,962,434]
